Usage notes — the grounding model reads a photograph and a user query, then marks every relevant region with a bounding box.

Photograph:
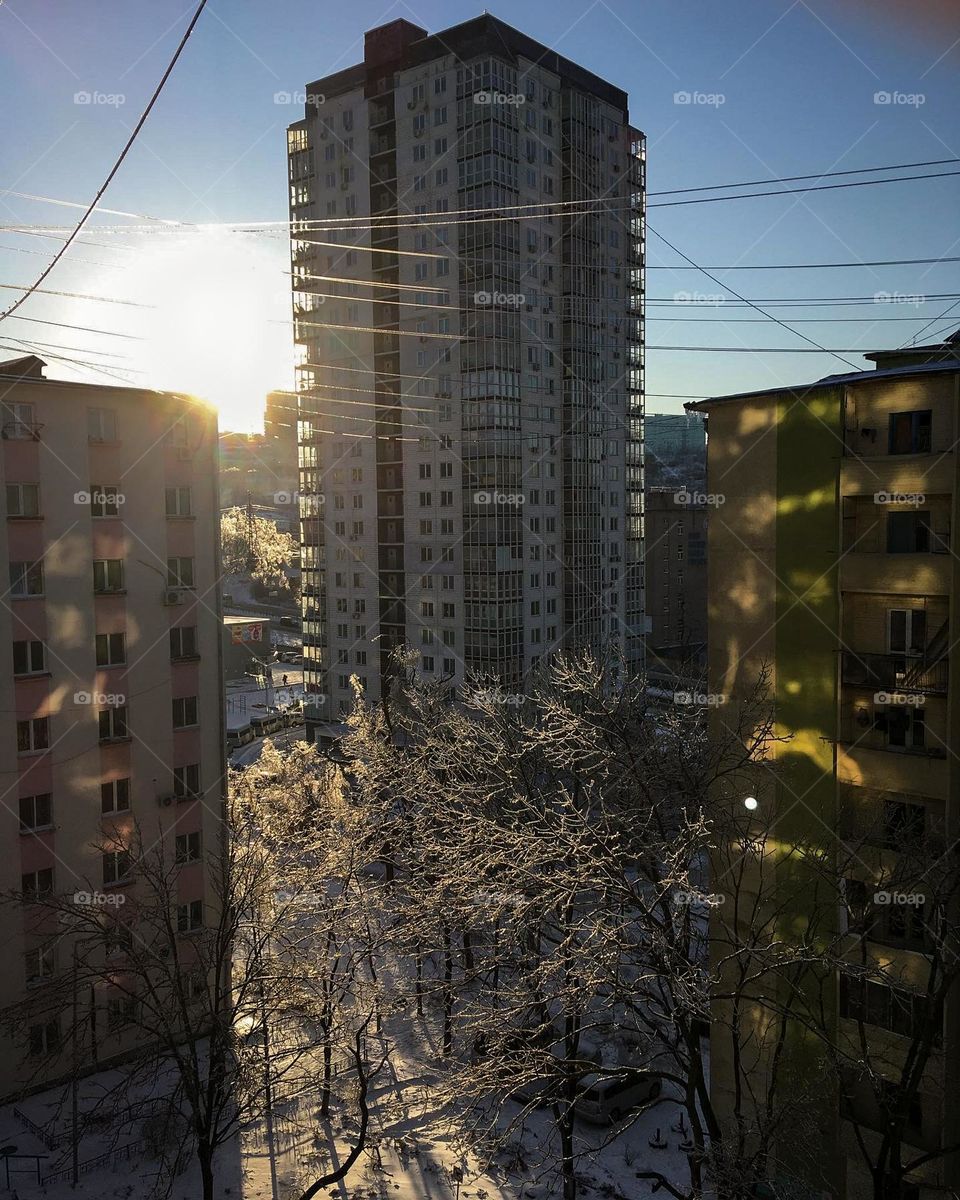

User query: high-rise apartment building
[691,357,960,1198]
[286,16,644,738]
[0,355,224,1097]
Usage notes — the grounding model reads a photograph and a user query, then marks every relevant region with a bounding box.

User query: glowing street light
[743,796,758,811]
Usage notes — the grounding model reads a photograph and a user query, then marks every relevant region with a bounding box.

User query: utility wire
[0,0,209,324]
[648,157,960,196]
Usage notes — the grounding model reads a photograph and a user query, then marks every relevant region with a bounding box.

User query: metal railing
[841,651,948,696]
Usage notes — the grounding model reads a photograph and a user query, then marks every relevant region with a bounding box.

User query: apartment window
[13,639,45,675]
[90,485,121,518]
[2,401,37,439]
[174,764,201,798]
[101,778,130,814]
[175,831,202,863]
[177,899,203,933]
[88,407,117,442]
[434,105,447,125]
[440,490,453,506]
[878,704,925,750]
[434,136,447,154]
[419,492,432,507]
[22,867,53,902]
[25,945,54,986]
[882,798,925,847]
[170,625,198,660]
[434,76,446,95]
[107,994,138,1031]
[102,850,131,887]
[98,706,129,742]
[888,609,925,654]
[172,697,199,728]
[421,655,434,672]
[93,559,124,593]
[28,1020,60,1057]
[443,657,455,674]
[165,486,192,517]
[840,975,936,1041]
[442,602,455,619]
[6,483,40,518]
[886,512,932,554]
[10,560,43,597]
[19,793,52,832]
[18,717,49,754]
[888,410,931,455]
[435,167,448,186]
[96,632,126,667]
[167,557,195,587]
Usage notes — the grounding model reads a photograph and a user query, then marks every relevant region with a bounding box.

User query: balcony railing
[841,650,948,696]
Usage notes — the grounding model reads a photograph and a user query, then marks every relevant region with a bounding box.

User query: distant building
[865,325,960,371]
[644,488,707,679]
[644,412,706,489]
[0,355,223,1097]
[222,615,274,679]
[219,391,298,508]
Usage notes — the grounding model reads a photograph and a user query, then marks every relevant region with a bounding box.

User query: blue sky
[1,0,958,429]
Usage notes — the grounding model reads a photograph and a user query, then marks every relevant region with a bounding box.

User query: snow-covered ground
[0,1014,700,1200]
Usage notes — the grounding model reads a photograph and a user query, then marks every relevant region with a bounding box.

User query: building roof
[686,359,960,412]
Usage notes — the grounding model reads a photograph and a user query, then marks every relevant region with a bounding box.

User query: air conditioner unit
[163,588,184,606]
[157,793,176,807]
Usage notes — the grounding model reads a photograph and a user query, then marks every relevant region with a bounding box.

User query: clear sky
[1,0,958,430]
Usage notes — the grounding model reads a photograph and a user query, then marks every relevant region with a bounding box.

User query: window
[13,639,45,675]
[88,407,117,442]
[25,944,54,985]
[93,559,124,593]
[98,706,129,742]
[28,1020,60,1056]
[167,557,195,587]
[2,401,37,439]
[175,832,202,863]
[421,655,434,672]
[95,632,126,667]
[172,697,199,728]
[107,994,138,1031]
[840,975,937,1042]
[178,899,203,933]
[174,763,201,798]
[882,798,925,847]
[886,512,934,554]
[879,705,925,750]
[10,560,43,596]
[19,793,52,832]
[17,717,49,754]
[102,850,130,887]
[888,410,932,455]
[888,609,925,654]
[101,778,130,814]
[90,485,121,518]
[22,867,53,901]
[170,625,198,660]
[165,486,192,517]
[6,483,40,517]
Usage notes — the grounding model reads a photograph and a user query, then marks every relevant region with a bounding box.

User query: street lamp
[743,796,758,811]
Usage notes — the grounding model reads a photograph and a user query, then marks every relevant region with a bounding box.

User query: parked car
[576,1070,661,1125]
[227,724,254,750]
[278,616,300,628]
[250,714,282,737]
[284,706,304,727]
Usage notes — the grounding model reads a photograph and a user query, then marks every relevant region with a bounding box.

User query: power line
[647,157,960,197]
[897,297,960,348]
[647,224,860,368]
[648,170,960,209]
[0,0,209,325]
[0,282,150,307]
[647,256,960,270]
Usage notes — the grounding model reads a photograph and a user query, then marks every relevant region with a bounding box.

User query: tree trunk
[197,1138,215,1200]
[442,923,453,1056]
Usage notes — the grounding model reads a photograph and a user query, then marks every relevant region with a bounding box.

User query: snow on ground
[0,1011,700,1200]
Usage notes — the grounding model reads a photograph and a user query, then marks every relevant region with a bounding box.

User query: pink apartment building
[0,355,225,1098]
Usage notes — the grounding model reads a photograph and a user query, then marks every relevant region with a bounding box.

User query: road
[230,724,307,768]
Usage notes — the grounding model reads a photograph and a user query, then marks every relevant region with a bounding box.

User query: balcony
[841,651,948,696]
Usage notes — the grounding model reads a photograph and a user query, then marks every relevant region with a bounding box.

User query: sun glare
[116,230,293,432]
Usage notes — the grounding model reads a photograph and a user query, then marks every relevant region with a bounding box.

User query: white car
[576,1070,661,1124]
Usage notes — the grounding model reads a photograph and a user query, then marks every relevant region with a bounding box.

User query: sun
[118,229,294,432]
